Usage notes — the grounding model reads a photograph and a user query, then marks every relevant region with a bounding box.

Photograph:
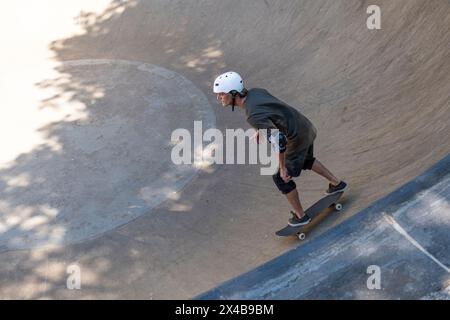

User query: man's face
[216,92,233,107]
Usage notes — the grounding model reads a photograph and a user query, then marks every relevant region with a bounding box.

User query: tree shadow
[0,0,226,298]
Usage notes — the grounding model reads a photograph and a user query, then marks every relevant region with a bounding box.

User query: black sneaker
[325,181,348,195]
[288,212,312,227]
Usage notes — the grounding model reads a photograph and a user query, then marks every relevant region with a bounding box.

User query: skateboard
[275,191,344,241]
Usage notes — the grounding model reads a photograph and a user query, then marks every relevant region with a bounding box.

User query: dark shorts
[272,144,315,194]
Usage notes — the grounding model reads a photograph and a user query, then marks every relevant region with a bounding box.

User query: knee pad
[272,171,297,194]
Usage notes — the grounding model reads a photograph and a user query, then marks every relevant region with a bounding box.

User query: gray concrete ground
[0,1,449,299]
[0,59,215,250]
[198,155,450,299]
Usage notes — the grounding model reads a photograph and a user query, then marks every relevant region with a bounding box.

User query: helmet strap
[230,91,238,112]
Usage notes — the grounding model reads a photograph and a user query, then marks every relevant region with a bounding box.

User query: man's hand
[280,167,291,183]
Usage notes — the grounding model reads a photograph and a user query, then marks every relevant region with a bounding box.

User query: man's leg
[311,159,341,186]
[273,169,306,219]
[285,188,306,219]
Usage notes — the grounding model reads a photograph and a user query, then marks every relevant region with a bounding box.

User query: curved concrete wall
[198,154,450,299]
[1,0,449,298]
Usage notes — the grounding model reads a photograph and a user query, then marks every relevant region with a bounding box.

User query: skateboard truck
[295,202,343,240]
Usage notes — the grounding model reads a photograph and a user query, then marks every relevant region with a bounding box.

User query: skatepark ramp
[198,154,450,299]
[0,0,449,298]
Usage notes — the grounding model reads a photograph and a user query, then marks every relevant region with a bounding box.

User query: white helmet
[213,71,244,94]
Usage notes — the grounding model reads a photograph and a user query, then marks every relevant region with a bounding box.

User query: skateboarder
[213,71,347,227]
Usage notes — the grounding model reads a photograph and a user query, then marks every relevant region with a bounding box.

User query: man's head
[213,71,247,111]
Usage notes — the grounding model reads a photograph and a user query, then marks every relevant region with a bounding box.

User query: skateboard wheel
[335,203,343,211]
[298,233,306,241]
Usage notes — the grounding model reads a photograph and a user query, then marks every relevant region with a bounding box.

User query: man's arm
[279,151,286,169]
[247,116,276,147]
[274,132,290,181]
[247,116,291,181]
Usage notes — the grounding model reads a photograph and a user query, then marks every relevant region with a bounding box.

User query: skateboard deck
[275,191,344,240]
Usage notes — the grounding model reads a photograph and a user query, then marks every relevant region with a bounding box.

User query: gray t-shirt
[245,88,317,162]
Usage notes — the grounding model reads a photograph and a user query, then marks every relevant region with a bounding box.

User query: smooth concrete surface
[0,59,215,250]
[198,154,450,299]
[0,1,449,299]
